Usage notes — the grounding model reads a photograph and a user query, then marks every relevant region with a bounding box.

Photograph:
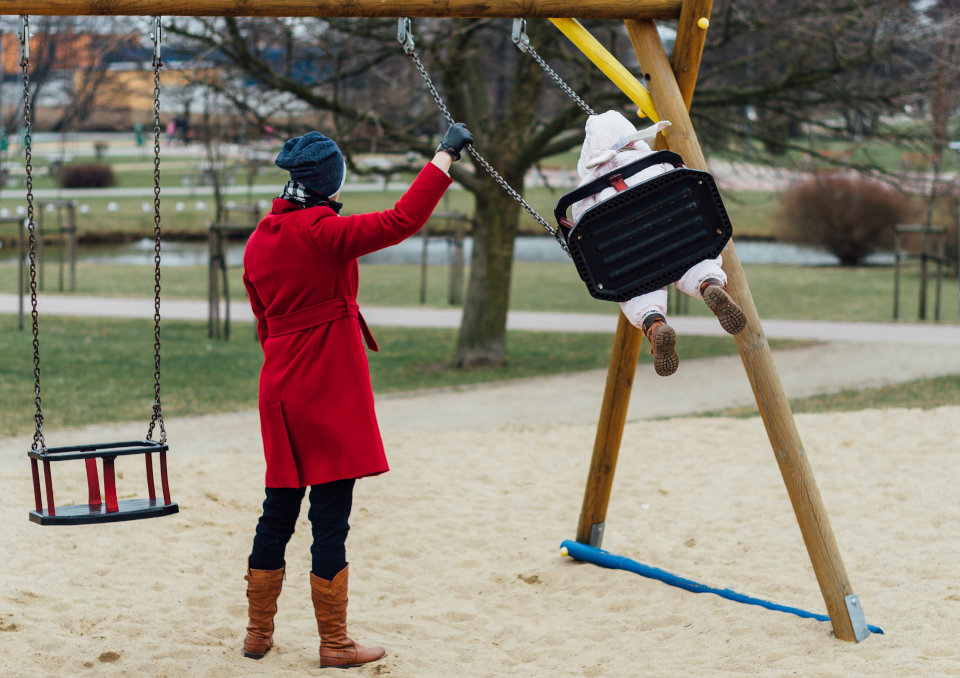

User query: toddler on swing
[572,110,747,376]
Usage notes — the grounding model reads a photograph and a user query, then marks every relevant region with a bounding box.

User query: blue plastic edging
[560,540,883,635]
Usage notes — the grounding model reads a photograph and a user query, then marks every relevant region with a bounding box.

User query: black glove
[437,122,473,161]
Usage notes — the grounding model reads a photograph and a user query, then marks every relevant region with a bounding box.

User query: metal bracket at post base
[845,594,871,643]
[588,522,605,547]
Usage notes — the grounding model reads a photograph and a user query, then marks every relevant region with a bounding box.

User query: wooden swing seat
[28,440,178,525]
[555,150,733,302]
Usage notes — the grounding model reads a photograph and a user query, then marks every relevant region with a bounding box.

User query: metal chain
[399,20,569,255]
[20,16,45,452]
[512,20,595,116]
[146,17,166,444]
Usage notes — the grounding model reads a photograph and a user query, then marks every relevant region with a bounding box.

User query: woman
[241,123,473,668]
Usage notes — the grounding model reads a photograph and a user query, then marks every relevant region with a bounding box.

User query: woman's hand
[437,123,473,160]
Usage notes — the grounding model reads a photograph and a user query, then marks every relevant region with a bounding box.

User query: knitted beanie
[274,131,346,198]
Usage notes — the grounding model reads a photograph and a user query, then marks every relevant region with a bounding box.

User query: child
[572,110,746,376]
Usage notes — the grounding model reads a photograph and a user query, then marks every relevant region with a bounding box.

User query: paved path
[3,292,960,344]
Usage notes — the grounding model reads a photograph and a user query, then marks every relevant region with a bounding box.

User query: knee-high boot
[243,562,285,659]
[310,565,385,668]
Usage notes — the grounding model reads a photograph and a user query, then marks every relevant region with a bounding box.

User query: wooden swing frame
[2,0,869,642]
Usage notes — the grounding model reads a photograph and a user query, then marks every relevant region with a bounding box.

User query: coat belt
[264,296,378,351]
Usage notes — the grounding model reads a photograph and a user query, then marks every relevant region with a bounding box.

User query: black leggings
[249,478,355,579]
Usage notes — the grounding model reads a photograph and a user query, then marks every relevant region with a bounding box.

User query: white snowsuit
[571,111,726,329]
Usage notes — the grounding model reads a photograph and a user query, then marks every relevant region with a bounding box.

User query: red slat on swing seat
[28,440,179,526]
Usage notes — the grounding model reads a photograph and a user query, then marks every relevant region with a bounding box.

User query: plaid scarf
[278,180,343,213]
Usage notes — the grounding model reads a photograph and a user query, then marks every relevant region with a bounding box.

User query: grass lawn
[702,374,960,419]
[0,258,956,324]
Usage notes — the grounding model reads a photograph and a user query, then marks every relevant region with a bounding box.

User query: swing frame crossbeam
[0,1,682,19]
[5,0,871,643]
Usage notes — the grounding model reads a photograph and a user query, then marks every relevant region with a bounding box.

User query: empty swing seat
[28,440,178,525]
[555,150,733,302]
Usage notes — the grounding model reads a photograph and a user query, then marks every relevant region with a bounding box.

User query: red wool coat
[243,163,452,488]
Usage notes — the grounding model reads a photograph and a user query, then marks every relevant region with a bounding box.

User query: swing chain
[147,16,166,444]
[20,16,45,452]
[511,19,595,117]
[398,19,570,255]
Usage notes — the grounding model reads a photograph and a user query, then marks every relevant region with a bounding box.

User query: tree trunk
[454,172,522,366]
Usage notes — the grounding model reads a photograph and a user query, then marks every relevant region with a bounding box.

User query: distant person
[240,123,473,668]
[572,111,747,376]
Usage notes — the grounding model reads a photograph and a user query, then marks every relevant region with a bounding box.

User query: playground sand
[1,404,958,677]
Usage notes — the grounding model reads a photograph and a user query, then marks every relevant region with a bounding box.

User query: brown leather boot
[640,313,679,377]
[243,562,285,659]
[700,278,747,335]
[311,565,385,668]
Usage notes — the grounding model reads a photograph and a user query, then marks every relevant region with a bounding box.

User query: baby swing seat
[554,150,733,302]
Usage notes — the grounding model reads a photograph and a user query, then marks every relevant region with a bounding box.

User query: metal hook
[18,15,30,63]
[397,17,415,55]
[511,18,530,53]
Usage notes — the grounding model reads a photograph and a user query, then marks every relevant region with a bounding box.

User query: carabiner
[151,16,163,65]
[511,18,530,53]
[397,17,415,55]
[18,15,30,63]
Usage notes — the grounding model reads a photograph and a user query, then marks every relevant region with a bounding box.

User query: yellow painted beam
[549,18,659,121]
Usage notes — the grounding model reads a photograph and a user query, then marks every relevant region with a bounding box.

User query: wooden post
[66,202,77,292]
[893,229,902,319]
[669,0,712,110]
[576,313,644,545]
[625,16,865,643]
[576,0,712,549]
[0,0,682,19]
[207,224,220,339]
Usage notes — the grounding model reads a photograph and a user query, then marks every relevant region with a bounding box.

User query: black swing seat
[555,150,733,302]
[28,440,178,526]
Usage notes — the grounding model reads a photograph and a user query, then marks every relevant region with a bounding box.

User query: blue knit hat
[275,131,346,198]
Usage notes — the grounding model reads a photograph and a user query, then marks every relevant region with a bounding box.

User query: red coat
[243,163,452,488]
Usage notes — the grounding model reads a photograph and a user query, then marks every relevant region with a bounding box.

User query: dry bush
[776,172,915,265]
[58,163,116,189]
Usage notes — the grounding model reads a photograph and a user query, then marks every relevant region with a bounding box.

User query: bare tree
[693,0,960,171]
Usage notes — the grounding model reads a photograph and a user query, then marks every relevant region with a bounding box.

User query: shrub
[776,172,915,265]
[58,163,116,189]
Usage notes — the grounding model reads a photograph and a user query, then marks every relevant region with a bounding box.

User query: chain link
[404,39,570,255]
[20,16,45,452]
[146,17,166,444]
[523,43,595,117]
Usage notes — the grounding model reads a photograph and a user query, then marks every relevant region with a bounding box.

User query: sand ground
[2,335,959,677]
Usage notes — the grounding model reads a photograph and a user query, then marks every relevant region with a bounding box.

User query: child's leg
[619,290,678,377]
[676,256,747,335]
[676,256,726,299]
[618,289,668,329]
